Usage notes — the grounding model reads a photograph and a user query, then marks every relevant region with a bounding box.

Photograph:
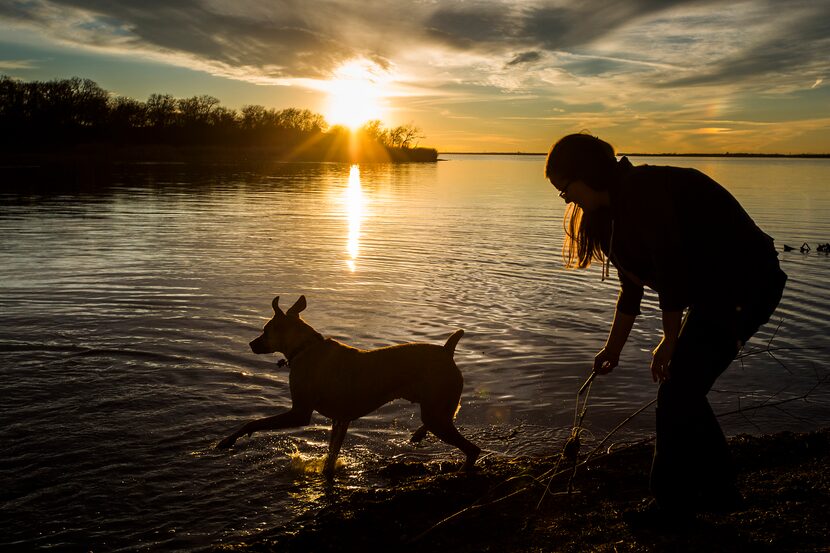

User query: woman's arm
[650,309,683,382]
[594,307,636,374]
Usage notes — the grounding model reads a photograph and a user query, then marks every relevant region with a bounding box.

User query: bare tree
[177,94,220,125]
[146,93,177,128]
[109,96,147,129]
[240,104,266,129]
[388,123,423,148]
[360,119,389,145]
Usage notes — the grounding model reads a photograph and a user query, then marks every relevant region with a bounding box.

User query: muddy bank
[215,428,829,552]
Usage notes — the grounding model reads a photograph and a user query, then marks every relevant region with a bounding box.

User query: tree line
[0,76,433,160]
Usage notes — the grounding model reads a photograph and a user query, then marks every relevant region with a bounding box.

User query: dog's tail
[443,329,464,354]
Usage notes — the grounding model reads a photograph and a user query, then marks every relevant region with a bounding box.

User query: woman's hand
[596,307,636,376]
[651,310,683,383]
[650,337,676,383]
[594,347,620,374]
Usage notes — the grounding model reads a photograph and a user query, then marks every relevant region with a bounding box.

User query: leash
[537,370,597,508]
[564,371,596,475]
[577,370,597,400]
[574,370,597,429]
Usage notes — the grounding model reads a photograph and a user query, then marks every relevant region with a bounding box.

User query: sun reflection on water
[345,164,363,271]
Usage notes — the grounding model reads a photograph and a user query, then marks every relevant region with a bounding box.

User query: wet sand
[215,428,829,552]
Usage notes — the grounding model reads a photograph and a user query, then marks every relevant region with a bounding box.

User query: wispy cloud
[0,59,37,70]
[655,4,830,89]
[506,51,542,67]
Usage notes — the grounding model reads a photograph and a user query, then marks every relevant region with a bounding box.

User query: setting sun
[324,60,386,130]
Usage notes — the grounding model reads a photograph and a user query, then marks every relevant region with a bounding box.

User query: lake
[1,154,829,550]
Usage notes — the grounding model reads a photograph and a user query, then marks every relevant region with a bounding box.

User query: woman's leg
[651,305,739,513]
[651,267,786,512]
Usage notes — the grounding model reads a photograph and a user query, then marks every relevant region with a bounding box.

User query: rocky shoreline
[214,428,829,552]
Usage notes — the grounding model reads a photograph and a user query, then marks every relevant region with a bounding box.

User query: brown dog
[216,295,480,476]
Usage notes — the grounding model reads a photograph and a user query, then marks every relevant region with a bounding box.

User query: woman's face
[550,176,606,213]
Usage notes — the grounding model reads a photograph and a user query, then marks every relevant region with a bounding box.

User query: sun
[324,60,386,131]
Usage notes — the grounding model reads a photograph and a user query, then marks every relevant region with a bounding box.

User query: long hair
[545,133,617,268]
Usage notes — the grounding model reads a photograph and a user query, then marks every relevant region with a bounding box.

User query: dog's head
[249,295,308,355]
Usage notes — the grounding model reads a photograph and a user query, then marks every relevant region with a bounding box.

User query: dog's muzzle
[249,336,269,354]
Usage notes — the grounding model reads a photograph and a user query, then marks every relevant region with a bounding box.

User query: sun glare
[324,60,386,131]
[345,164,363,272]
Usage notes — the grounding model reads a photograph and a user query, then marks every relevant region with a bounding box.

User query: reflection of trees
[0,76,437,162]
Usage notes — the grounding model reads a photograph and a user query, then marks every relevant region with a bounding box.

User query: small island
[0,76,438,164]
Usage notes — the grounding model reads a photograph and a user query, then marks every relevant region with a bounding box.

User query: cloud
[656,4,830,89]
[0,0,389,80]
[0,59,37,70]
[0,0,827,103]
[423,0,714,52]
[506,51,542,67]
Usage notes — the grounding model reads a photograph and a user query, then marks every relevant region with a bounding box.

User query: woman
[546,133,786,522]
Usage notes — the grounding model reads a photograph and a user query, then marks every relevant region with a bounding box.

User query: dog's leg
[421,411,480,471]
[216,408,312,449]
[323,419,350,477]
[410,425,428,444]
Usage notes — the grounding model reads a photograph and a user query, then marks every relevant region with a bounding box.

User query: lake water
[2,154,829,550]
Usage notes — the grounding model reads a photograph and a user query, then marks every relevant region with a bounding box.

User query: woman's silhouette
[546,133,787,524]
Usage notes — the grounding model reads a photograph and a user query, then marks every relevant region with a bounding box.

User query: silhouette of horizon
[0,75,437,163]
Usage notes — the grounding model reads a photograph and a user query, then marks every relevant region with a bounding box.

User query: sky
[0,0,828,153]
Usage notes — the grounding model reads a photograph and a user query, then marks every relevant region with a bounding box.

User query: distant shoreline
[0,143,439,164]
[440,152,830,158]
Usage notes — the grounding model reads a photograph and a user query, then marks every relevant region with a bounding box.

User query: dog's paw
[216,435,237,450]
[460,448,481,472]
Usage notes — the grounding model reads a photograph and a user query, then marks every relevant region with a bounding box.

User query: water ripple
[1,156,828,549]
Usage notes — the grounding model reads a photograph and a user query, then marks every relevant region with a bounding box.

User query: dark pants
[651,267,786,511]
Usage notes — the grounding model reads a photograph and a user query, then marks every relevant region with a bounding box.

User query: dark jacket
[607,157,779,316]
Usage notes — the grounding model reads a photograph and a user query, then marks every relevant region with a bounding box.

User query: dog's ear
[272,296,284,315]
[287,295,306,317]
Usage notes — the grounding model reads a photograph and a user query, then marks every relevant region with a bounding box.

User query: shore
[215,428,829,552]
[0,143,439,165]
[439,152,830,158]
